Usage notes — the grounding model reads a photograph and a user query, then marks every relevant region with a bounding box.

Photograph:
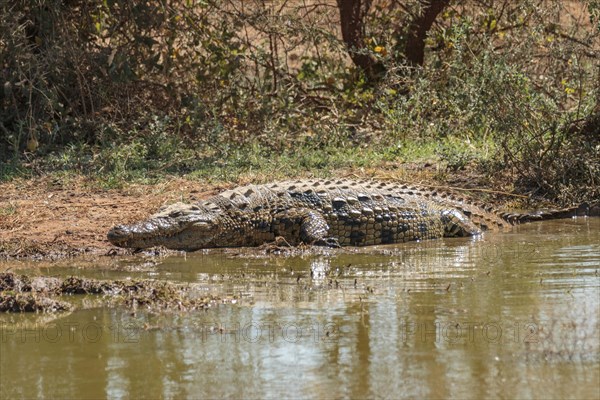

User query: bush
[0,1,598,202]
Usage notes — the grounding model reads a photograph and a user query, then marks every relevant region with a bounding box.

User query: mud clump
[0,273,32,292]
[0,292,72,312]
[60,277,111,294]
[0,272,225,313]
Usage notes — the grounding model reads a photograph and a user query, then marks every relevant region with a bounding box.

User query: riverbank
[0,176,224,260]
[0,163,576,261]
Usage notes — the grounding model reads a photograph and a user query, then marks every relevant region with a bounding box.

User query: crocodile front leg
[300,211,341,247]
[275,209,340,247]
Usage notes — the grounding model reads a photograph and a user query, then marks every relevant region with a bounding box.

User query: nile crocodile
[107,179,593,250]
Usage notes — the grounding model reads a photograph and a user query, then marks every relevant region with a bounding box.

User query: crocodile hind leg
[441,209,483,237]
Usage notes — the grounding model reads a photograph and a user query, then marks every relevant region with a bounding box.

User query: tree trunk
[404,0,450,66]
[337,0,385,80]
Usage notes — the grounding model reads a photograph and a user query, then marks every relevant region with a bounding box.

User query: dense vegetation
[1,0,598,203]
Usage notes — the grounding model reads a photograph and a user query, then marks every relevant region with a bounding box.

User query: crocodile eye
[192,221,211,229]
[170,211,183,217]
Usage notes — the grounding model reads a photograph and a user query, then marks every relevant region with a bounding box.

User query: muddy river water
[1,218,598,399]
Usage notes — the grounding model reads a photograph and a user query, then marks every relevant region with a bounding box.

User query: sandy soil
[0,177,225,260]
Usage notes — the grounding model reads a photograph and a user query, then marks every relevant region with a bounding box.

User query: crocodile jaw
[107,204,219,250]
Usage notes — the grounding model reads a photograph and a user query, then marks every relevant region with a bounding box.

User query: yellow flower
[374,46,387,56]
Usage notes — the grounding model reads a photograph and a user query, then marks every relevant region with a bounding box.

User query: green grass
[1,129,502,189]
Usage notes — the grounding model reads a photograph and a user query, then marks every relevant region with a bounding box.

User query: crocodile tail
[500,203,595,224]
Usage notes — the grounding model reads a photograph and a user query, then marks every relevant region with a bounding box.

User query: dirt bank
[0,177,224,260]
[1,168,587,261]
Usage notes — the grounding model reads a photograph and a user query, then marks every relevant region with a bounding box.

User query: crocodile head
[107,203,221,250]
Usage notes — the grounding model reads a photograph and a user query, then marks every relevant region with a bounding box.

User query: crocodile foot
[313,237,341,248]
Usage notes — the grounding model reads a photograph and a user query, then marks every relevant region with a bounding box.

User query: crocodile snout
[107,225,129,245]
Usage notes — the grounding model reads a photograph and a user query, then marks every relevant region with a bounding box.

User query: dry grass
[0,176,222,259]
